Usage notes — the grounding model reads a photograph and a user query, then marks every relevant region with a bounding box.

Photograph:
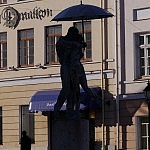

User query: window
[138,33,150,76]
[0,0,7,4]
[0,107,2,145]
[19,105,34,143]
[18,29,34,67]
[74,21,92,61]
[45,25,62,64]
[0,33,7,69]
[133,8,150,21]
[137,116,149,150]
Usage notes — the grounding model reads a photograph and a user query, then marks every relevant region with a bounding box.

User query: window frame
[0,0,7,4]
[136,116,149,150]
[74,21,92,62]
[19,105,35,144]
[18,29,34,68]
[45,25,62,65]
[0,32,7,69]
[136,32,150,77]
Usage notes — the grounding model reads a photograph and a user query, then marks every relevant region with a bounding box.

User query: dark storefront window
[45,25,62,64]
[0,33,7,69]
[19,105,35,143]
[18,29,34,67]
[0,107,2,144]
[74,21,92,61]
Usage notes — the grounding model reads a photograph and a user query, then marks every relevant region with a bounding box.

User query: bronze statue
[54,26,94,119]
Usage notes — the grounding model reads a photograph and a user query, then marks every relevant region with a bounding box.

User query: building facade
[0,0,149,150]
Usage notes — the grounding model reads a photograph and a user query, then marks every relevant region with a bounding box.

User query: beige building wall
[1,0,149,150]
[0,0,115,149]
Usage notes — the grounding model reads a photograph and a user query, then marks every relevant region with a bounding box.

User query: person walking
[20,131,31,150]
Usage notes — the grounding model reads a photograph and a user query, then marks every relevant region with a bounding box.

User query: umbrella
[51,1,113,38]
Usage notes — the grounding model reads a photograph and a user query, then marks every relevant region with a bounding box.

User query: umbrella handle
[81,19,86,51]
[82,19,84,42]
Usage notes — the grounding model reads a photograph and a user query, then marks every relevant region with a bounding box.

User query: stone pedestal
[51,119,89,150]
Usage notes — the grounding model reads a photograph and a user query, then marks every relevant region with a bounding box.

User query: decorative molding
[0,70,114,87]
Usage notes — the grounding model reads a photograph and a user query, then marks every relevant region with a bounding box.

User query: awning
[29,87,101,112]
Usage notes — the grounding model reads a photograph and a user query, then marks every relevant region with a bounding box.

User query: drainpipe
[115,0,120,149]
[101,18,105,150]
[101,0,105,149]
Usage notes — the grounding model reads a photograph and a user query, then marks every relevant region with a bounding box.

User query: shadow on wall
[93,89,144,150]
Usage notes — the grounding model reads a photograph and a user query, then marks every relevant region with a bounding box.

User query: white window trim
[136,116,149,150]
[135,32,150,78]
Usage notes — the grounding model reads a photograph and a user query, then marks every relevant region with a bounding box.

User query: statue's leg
[74,86,80,112]
[66,68,81,120]
[66,91,74,111]
[79,66,96,99]
[54,65,70,119]
[54,89,66,111]
[78,64,91,94]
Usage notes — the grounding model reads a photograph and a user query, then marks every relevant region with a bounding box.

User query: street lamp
[143,81,150,149]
